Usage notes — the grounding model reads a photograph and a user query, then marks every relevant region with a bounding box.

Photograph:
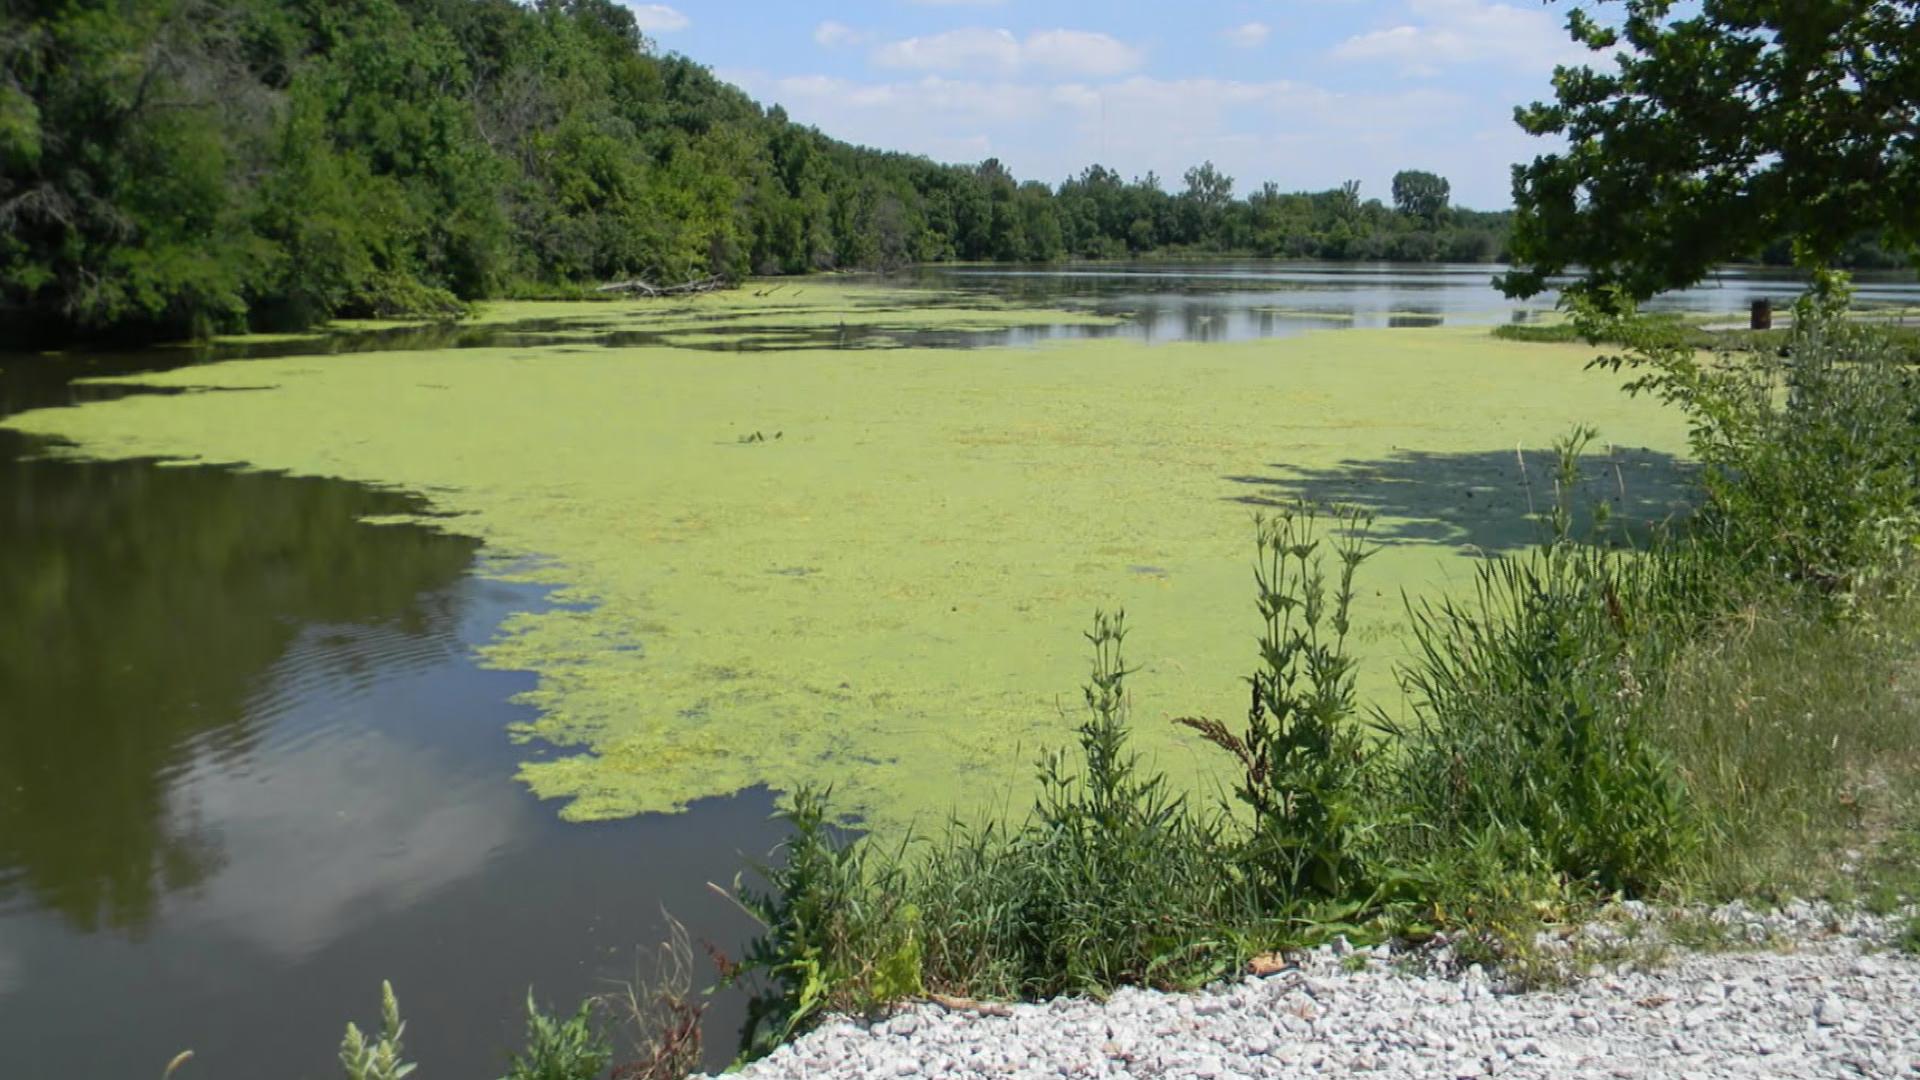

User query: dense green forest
[0,0,1512,343]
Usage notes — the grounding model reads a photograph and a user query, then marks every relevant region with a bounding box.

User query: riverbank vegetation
[1,0,1506,346]
[696,290,1920,1055]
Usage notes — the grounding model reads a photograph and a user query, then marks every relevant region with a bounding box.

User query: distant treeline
[0,0,1525,343]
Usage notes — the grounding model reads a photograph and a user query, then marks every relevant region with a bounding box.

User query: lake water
[911,261,1920,344]
[2,261,1915,1079]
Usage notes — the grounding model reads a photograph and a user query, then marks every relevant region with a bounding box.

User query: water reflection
[909,260,1920,346]
[0,440,480,933]
[171,707,525,961]
[0,431,779,1076]
[2,262,1905,369]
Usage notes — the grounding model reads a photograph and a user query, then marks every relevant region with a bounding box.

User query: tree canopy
[1502,0,1920,301]
[1391,170,1451,224]
[1,0,1510,344]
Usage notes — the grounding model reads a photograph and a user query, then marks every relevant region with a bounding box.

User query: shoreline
[721,899,1920,1080]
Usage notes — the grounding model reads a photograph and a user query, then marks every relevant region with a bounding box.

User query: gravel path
[722,903,1920,1079]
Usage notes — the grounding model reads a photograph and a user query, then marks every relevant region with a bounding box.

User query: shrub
[1385,433,1699,896]
[727,788,921,1057]
[981,612,1248,995]
[502,995,611,1080]
[1390,536,1696,894]
[910,612,1252,1000]
[729,613,1254,1036]
[1590,287,1920,597]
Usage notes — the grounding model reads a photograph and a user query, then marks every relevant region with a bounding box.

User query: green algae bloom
[4,288,1690,832]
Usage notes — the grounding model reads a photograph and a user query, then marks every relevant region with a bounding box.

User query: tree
[1178,160,1234,247]
[1391,169,1450,224]
[1502,0,1920,302]
[1335,180,1362,219]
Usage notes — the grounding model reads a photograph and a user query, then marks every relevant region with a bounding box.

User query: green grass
[1657,592,1920,899]
[1899,918,1920,955]
[1493,312,1701,348]
[1495,307,1920,363]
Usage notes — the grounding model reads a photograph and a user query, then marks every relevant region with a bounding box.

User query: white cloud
[724,67,1523,204]
[875,28,1020,72]
[172,724,523,960]
[1022,30,1146,77]
[872,28,1145,78]
[814,20,874,48]
[622,3,688,33]
[1330,0,1585,76]
[1224,22,1272,49]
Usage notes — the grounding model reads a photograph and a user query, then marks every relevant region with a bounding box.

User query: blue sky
[624,1,1593,209]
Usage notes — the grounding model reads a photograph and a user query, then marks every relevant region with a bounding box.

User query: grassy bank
[1494,307,1920,363]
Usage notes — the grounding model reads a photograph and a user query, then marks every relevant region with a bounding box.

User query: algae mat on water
[5,304,1691,832]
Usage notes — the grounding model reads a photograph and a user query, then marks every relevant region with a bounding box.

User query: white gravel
[721,902,1920,1079]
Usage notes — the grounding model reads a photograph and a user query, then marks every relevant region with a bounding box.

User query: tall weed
[1177,506,1378,904]
[912,613,1252,999]
[726,789,921,1057]
[1388,434,1697,895]
[337,982,415,1080]
[604,919,706,1080]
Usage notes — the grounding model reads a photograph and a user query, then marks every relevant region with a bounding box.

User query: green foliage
[1391,538,1697,895]
[1391,170,1450,225]
[502,994,611,1080]
[1388,429,1699,896]
[1589,291,1920,596]
[728,788,922,1058]
[1,1,1509,343]
[994,612,1247,994]
[338,982,415,1080]
[1900,918,1920,956]
[1503,0,1920,301]
[1492,312,1703,350]
[1413,828,1577,988]
[1179,506,1377,902]
[729,615,1253,1052]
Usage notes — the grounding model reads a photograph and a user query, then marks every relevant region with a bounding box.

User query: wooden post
[1750,298,1772,330]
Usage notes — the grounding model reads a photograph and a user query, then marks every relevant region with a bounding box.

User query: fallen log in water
[596,275,726,297]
